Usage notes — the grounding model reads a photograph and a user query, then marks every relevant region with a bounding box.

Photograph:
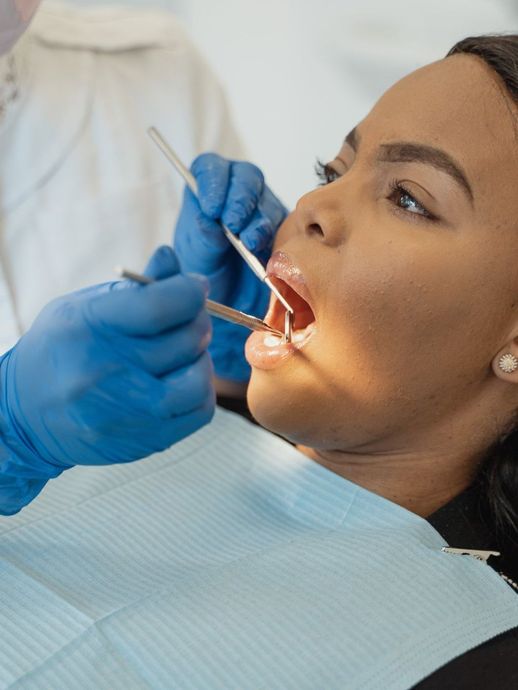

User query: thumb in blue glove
[0,246,214,515]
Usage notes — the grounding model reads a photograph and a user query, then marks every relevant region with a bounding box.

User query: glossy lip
[245,251,317,371]
[245,322,316,370]
[265,251,315,322]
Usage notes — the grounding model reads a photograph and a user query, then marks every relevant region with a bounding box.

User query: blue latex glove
[174,154,288,382]
[0,246,214,515]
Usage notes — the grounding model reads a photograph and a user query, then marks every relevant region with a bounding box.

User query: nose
[293,186,346,247]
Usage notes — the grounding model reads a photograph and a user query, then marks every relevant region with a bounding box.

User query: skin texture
[246,54,518,517]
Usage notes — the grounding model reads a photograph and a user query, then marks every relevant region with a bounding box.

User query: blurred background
[61,0,517,206]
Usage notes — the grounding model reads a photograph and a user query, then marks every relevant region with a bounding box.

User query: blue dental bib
[1,407,517,689]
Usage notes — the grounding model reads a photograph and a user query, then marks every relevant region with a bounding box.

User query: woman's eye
[388,182,435,220]
[315,160,341,185]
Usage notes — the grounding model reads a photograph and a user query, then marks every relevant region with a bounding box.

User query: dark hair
[447,35,518,100]
[447,35,518,542]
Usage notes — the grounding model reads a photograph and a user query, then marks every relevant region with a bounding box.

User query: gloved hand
[174,153,288,382]
[0,246,214,515]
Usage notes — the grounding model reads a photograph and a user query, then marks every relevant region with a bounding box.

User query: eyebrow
[343,127,474,203]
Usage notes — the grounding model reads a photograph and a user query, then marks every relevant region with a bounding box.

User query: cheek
[253,216,515,449]
[320,237,509,412]
[327,257,459,389]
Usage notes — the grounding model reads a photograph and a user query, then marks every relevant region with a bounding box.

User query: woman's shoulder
[428,481,518,587]
[418,481,518,688]
[414,626,518,689]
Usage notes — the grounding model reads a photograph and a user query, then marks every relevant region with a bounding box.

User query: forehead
[358,54,518,210]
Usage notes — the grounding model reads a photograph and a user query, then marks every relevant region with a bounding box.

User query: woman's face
[245,54,518,454]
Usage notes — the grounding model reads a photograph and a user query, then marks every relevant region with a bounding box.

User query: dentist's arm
[0,246,214,515]
[174,154,288,387]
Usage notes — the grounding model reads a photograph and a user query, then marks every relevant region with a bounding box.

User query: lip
[245,251,317,371]
[266,251,315,318]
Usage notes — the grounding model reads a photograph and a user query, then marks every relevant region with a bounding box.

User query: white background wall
[62,0,517,206]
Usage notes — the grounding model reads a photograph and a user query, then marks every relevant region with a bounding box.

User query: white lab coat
[0,2,243,352]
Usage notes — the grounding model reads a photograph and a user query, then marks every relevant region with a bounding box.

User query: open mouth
[264,252,316,346]
[245,252,317,369]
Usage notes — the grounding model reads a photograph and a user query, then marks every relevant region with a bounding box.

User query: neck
[296,443,484,517]
[295,378,515,517]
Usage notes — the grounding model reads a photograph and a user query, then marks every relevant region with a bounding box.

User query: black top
[415,483,518,689]
[217,395,518,689]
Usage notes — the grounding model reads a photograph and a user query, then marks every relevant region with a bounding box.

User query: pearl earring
[498,353,518,374]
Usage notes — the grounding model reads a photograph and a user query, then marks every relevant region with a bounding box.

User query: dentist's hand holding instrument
[166,141,290,383]
[0,247,215,514]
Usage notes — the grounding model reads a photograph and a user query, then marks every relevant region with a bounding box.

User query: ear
[492,337,518,381]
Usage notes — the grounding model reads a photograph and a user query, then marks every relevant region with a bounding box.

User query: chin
[246,368,321,446]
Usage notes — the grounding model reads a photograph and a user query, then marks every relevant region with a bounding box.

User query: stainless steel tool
[115,267,284,338]
[147,126,294,342]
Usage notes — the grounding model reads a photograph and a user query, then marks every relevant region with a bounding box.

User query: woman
[2,34,518,689]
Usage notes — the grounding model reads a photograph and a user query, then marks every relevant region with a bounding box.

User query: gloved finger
[142,245,181,280]
[221,161,265,233]
[191,152,232,219]
[238,211,276,253]
[98,246,181,296]
[232,186,288,252]
[65,374,211,464]
[113,310,212,377]
[154,394,215,452]
[183,188,229,253]
[86,272,208,337]
[66,366,170,436]
[72,281,121,297]
[259,185,289,229]
[76,357,210,421]
[152,351,215,418]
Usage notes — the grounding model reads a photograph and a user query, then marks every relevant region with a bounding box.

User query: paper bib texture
[1,407,517,689]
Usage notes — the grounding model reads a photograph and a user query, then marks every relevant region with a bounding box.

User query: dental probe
[147,126,295,343]
[115,267,284,338]
[284,311,292,344]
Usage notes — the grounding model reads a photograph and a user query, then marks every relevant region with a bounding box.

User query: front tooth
[264,334,283,347]
[293,331,306,343]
